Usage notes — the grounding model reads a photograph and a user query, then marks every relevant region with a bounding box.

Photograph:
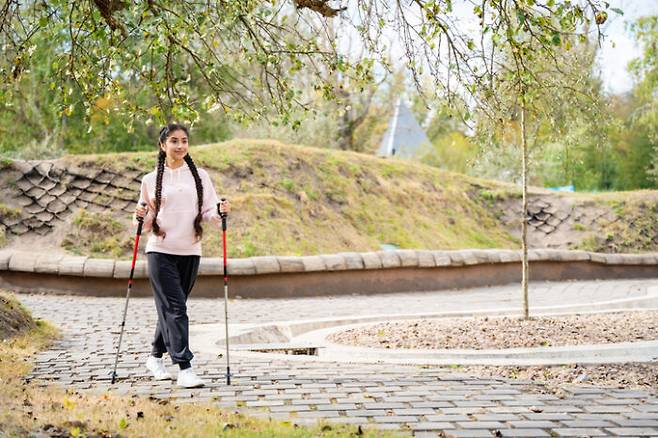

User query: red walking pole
[219,199,231,385]
[111,203,145,384]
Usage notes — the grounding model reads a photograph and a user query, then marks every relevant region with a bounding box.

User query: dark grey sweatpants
[147,252,200,364]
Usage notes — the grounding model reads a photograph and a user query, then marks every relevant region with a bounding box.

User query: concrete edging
[0,249,657,298]
[190,294,658,366]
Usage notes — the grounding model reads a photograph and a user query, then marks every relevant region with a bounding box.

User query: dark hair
[152,123,204,241]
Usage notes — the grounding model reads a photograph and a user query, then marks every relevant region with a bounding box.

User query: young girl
[135,123,229,388]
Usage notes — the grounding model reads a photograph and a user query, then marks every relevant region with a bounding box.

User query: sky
[336,0,658,97]
[597,0,658,94]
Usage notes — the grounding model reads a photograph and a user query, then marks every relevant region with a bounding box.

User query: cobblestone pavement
[17,280,658,437]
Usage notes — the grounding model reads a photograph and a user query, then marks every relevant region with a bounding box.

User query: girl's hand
[219,199,231,214]
[135,202,148,219]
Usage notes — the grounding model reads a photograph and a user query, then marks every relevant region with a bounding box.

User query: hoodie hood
[153,161,191,186]
[153,160,191,172]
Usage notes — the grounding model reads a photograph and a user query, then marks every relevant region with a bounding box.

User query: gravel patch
[452,363,658,393]
[328,311,658,391]
[327,311,658,350]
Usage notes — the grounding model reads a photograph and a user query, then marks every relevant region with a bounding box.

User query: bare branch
[293,0,346,17]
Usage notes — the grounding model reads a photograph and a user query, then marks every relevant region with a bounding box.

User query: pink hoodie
[138,162,221,256]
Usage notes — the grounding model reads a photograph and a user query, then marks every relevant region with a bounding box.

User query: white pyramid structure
[377,98,431,159]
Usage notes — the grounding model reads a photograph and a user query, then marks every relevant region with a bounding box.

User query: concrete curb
[1,248,657,297]
[1,248,657,278]
[190,296,658,366]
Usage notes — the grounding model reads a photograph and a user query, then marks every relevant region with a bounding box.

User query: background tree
[1,1,373,147]
[1,1,612,133]
[626,16,658,185]
[360,0,612,318]
[470,38,614,190]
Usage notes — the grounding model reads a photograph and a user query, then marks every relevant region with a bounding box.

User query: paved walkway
[17,280,658,437]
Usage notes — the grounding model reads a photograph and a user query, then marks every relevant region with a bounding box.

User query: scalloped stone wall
[1,160,140,236]
[1,249,656,298]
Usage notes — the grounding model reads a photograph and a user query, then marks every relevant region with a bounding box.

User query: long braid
[184,153,204,241]
[152,149,167,238]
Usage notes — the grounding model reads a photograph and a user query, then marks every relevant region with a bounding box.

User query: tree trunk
[521,95,530,320]
[336,91,374,151]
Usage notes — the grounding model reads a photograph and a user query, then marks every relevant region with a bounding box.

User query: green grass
[61,209,133,258]
[572,223,587,232]
[279,178,297,193]
[0,202,21,219]
[0,157,13,169]
[59,139,519,258]
[477,189,506,206]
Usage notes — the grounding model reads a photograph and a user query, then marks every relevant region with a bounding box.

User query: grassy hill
[1,139,657,258]
[60,139,518,258]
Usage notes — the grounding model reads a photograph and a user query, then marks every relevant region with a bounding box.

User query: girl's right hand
[135,203,148,219]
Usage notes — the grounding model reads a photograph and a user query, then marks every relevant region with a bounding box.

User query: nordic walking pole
[111,202,146,384]
[218,199,231,385]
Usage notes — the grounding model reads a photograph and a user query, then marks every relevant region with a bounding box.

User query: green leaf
[551,32,561,46]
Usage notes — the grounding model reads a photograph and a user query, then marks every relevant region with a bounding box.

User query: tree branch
[293,0,346,17]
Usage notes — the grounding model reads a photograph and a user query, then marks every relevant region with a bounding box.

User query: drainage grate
[249,346,319,356]
[233,343,323,356]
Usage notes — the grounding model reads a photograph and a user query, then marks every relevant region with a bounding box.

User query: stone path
[17,279,658,437]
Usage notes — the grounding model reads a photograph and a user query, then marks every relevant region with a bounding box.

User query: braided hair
[151,148,167,239]
[184,153,204,241]
[152,123,204,241]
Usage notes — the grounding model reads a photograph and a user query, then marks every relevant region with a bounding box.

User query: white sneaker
[177,367,205,388]
[146,356,172,381]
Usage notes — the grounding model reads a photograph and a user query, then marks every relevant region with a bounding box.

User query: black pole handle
[218,198,227,231]
[136,202,146,235]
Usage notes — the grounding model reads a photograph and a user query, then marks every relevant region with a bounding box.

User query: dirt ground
[328,311,658,391]
[328,312,658,350]
[447,362,658,394]
[0,293,35,340]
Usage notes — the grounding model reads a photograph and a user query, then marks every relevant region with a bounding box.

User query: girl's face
[160,129,189,162]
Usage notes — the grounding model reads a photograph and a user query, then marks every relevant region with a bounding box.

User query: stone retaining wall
[1,160,141,237]
[1,249,657,298]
